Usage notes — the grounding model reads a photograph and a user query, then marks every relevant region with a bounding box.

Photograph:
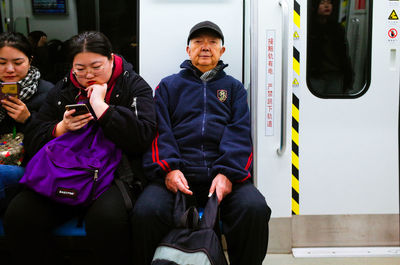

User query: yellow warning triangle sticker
[389,10,399,20]
[293,31,300,39]
[293,78,299,86]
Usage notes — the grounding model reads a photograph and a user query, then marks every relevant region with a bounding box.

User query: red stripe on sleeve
[152,139,156,163]
[155,133,160,162]
[152,132,169,173]
[238,172,252,183]
[157,161,167,171]
[244,152,253,170]
[161,160,171,172]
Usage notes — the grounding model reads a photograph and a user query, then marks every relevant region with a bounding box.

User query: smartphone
[65,104,90,117]
[0,82,19,100]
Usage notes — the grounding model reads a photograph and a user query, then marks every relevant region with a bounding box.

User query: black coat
[307,20,354,90]
[24,58,156,168]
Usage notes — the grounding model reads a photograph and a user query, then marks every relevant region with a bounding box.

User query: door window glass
[307,0,371,98]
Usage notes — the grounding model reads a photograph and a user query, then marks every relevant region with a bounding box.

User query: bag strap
[200,192,219,229]
[173,191,187,226]
[174,191,200,228]
[115,178,133,213]
[179,206,199,229]
[115,154,136,213]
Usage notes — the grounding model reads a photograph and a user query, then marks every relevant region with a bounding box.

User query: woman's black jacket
[24,59,156,170]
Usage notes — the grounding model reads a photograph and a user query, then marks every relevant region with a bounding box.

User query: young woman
[4,31,156,265]
[0,32,52,213]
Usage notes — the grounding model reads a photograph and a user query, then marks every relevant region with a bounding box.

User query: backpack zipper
[88,169,99,203]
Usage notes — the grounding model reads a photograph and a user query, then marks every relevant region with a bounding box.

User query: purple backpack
[20,122,122,206]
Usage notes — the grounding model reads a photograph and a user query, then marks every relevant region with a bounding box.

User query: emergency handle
[277,0,289,156]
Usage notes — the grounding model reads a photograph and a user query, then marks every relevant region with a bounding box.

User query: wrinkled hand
[209,173,232,204]
[55,109,93,137]
[165,170,193,195]
[1,96,31,123]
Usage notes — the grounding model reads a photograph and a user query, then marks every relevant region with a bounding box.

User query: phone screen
[65,104,90,117]
[0,82,19,100]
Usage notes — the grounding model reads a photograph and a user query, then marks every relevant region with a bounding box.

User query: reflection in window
[307,0,371,97]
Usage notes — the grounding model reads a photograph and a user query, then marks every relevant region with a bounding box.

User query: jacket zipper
[132,97,138,117]
[201,81,207,167]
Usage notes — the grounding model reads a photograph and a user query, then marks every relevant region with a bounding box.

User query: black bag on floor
[152,191,227,265]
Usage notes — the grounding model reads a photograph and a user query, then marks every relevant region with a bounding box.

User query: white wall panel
[140,0,243,89]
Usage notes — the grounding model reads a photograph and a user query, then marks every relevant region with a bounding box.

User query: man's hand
[165,169,193,195]
[209,173,232,204]
[1,96,31,123]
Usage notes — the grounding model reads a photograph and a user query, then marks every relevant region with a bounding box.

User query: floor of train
[263,254,400,265]
[1,253,400,264]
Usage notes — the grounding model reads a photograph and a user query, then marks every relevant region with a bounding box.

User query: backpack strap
[200,192,219,229]
[115,154,144,214]
[179,206,199,229]
[115,178,133,213]
[173,191,187,226]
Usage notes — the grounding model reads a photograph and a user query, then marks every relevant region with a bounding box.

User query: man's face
[186,32,225,73]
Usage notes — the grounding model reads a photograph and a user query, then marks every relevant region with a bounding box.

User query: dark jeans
[0,165,24,200]
[131,181,271,265]
[3,184,131,265]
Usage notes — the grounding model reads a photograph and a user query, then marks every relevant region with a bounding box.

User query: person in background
[0,32,52,213]
[28,30,51,80]
[132,21,271,265]
[307,0,354,95]
[4,31,156,265]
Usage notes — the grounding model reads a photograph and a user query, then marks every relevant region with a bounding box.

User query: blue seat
[0,217,86,237]
[53,218,86,236]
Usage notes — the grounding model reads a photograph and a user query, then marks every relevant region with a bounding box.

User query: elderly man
[132,21,271,265]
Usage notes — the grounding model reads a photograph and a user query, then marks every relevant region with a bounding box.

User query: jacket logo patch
[217,90,228,102]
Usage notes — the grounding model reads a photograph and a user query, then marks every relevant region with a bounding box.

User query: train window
[307,0,371,98]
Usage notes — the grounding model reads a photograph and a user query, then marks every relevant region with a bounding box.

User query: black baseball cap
[187,21,224,45]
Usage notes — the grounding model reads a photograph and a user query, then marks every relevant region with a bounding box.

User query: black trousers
[131,181,271,265]
[3,184,131,265]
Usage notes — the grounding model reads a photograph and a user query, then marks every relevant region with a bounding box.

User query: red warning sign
[388,28,398,39]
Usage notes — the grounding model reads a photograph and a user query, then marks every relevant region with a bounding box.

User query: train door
[253,0,400,253]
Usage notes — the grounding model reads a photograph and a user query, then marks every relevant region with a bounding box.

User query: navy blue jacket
[144,60,252,184]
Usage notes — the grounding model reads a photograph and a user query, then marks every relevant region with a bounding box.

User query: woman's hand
[86,83,109,118]
[55,108,93,137]
[86,83,107,104]
[1,96,31,123]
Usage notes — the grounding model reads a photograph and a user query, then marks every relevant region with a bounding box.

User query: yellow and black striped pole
[292,0,301,215]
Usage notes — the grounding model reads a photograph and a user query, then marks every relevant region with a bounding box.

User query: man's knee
[132,184,173,224]
[227,184,271,222]
[242,196,270,222]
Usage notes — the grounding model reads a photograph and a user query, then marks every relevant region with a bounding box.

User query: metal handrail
[277,0,289,156]
[250,0,259,185]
